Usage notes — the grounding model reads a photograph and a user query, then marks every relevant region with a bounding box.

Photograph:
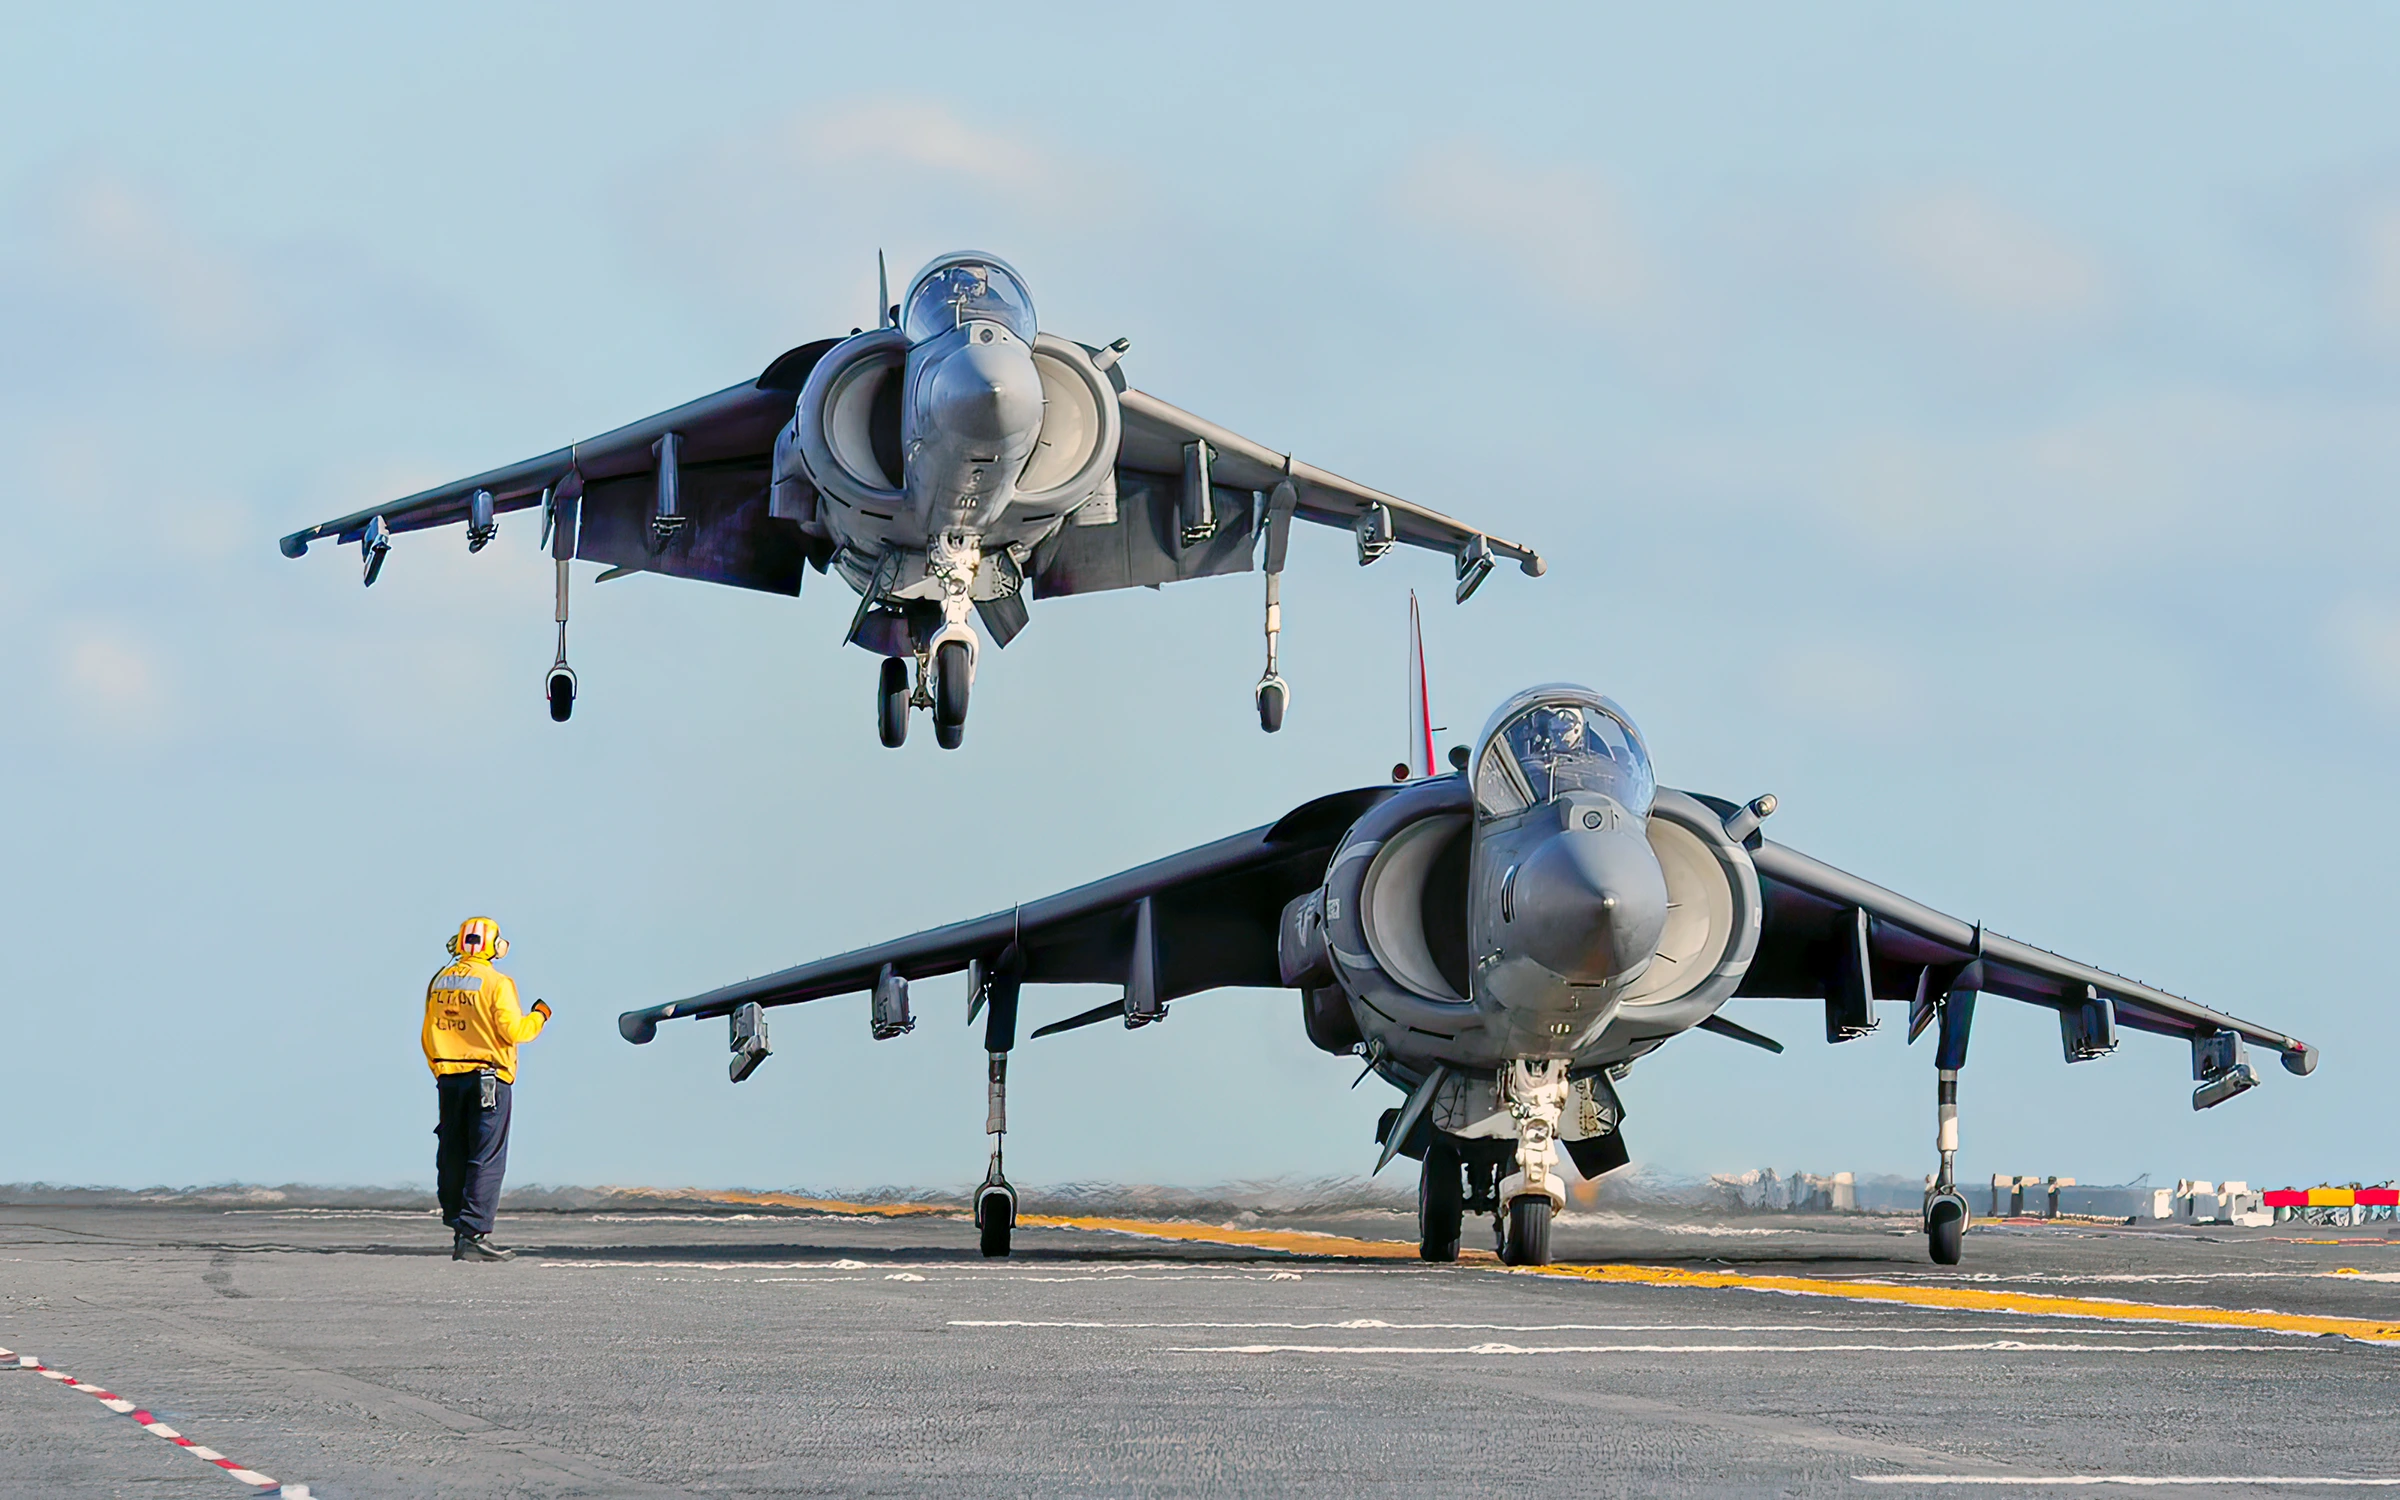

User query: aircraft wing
[276,350,832,595]
[1732,834,2317,1076]
[1029,387,1545,601]
[617,786,1395,1044]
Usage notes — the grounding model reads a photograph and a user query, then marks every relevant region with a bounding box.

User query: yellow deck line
[606,1195,2396,1343]
[1528,1263,2400,1343]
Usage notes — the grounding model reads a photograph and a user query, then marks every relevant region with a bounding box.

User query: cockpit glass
[1479,701,1653,816]
[903,261,1036,343]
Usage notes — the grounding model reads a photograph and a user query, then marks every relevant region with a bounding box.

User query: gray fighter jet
[618,683,2315,1267]
[276,252,1543,746]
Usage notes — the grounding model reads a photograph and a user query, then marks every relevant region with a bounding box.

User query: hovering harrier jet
[277,252,1543,747]
[619,682,2315,1268]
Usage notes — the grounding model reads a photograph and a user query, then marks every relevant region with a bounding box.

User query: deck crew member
[422,916,550,1262]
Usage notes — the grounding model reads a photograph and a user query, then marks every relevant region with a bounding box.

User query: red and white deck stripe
[2,1342,307,1496]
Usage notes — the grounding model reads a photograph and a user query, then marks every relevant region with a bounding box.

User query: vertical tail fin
[1407,591,1435,779]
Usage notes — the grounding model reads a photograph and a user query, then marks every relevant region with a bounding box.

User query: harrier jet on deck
[277,252,1542,747]
[619,683,2315,1268]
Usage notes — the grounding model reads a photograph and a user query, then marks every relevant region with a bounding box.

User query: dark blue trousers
[434,1072,512,1236]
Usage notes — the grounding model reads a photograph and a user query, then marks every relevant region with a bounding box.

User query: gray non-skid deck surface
[3,1204,2395,1496]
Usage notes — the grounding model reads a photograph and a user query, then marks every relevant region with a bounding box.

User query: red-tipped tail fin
[1408,591,1435,779]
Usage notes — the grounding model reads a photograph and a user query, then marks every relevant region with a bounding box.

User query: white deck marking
[1858,1477,2400,1488]
[1163,1340,2295,1355]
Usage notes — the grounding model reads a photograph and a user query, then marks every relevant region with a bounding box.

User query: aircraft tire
[934,640,971,730]
[547,667,576,723]
[935,719,965,750]
[1256,679,1286,734]
[1418,1142,1463,1262]
[1927,1197,1966,1266]
[1502,1196,1552,1266]
[877,656,909,748]
[978,1191,1014,1258]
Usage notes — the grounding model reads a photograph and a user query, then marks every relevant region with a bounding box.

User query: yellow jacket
[422,956,546,1083]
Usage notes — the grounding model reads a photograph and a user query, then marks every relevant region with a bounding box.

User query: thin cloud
[630,98,1120,334]
[58,629,165,738]
[1869,187,2107,328]
[2325,597,2400,714]
[1388,142,1655,328]
[2359,203,2400,343]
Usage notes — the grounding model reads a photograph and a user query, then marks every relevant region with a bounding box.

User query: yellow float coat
[422,957,545,1083]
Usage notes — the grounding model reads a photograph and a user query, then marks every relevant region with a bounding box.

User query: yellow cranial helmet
[447,916,508,961]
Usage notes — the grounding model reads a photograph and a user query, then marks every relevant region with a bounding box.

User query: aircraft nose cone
[1510,826,1669,985]
[928,334,1043,444]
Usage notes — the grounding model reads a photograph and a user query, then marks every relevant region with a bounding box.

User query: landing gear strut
[1254,478,1296,733]
[545,486,580,722]
[1496,1059,1568,1267]
[1922,987,1977,1266]
[972,948,1024,1257]
[926,533,981,753]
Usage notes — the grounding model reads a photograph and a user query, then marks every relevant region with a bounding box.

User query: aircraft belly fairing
[618,682,2314,1268]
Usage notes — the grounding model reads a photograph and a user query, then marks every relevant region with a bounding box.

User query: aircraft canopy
[1473,688,1653,818]
[904,255,1037,342]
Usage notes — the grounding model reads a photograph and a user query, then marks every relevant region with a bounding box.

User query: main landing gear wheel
[932,640,971,749]
[1418,1142,1462,1263]
[877,656,909,748]
[1927,1196,1966,1266]
[1501,1196,1553,1267]
[977,1188,1015,1258]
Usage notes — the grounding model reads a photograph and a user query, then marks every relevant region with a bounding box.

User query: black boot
[453,1231,515,1262]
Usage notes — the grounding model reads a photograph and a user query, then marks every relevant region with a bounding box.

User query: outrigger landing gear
[971,947,1024,1257]
[1496,1059,1569,1267]
[926,533,981,753]
[545,489,579,722]
[1254,478,1297,734]
[1922,986,1977,1266]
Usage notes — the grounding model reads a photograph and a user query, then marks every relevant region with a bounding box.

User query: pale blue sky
[4,3,2395,1192]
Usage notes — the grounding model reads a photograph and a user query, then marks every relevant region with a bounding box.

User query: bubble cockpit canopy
[1471,686,1654,819]
[902,253,1037,343]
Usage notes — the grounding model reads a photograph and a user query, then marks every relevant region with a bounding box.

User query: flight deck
[3,1196,2394,1496]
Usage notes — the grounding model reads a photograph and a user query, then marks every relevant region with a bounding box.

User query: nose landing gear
[1495,1058,1569,1267]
